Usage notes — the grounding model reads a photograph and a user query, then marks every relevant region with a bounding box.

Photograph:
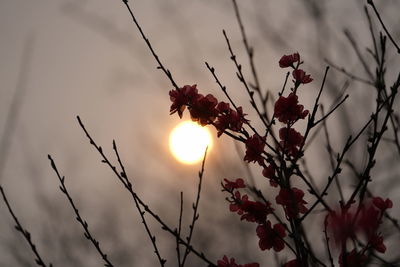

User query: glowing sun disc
[169,121,212,164]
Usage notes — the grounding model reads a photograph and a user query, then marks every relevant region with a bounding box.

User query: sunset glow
[169,121,212,164]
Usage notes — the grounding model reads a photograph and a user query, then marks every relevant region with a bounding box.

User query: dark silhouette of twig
[121,0,179,90]
[324,58,373,85]
[176,192,183,267]
[367,0,400,54]
[48,155,114,267]
[230,0,266,114]
[77,116,216,267]
[321,106,344,202]
[302,85,395,221]
[222,30,269,129]
[344,29,374,80]
[112,139,166,266]
[181,148,208,266]
[323,215,334,267]
[0,186,52,267]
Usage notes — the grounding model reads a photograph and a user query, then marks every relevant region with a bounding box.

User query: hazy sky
[1,0,399,266]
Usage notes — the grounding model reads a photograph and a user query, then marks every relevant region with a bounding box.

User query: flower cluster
[327,197,393,266]
[279,52,313,86]
[275,52,311,157]
[168,52,395,267]
[222,178,288,254]
[217,53,313,265]
[169,85,247,132]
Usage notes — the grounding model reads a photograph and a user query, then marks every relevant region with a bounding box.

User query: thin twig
[181,148,208,266]
[122,0,179,90]
[77,116,216,266]
[48,155,113,267]
[367,0,400,54]
[324,58,373,85]
[0,186,52,267]
[176,192,183,267]
[222,30,270,129]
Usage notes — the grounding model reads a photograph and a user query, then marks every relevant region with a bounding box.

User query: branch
[48,155,114,267]
[0,186,52,267]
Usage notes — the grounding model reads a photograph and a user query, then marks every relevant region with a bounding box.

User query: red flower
[229,191,248,214]
[217,255,239,267]
[229,192,274,224]
[223,178,246,191]
[327,207,357,245]
[293,69,313,84]
[169,84,198,118]
[372,197,393,211]
[274,93,309,123]
[279,53,300,68]
[215,102,248,137]
[240,199,274,223]
[283,259,300,267]
[217,256,259,267]
[262,165,278,187]
[189,93,219,126]
[276,187,308,219]
[216,101,231,113]
[279,127,304,156]
[256,221,286,252]
[370,234,386,253]
[244,134,266,165]
[327,199,391,253]
[339,249,367,267]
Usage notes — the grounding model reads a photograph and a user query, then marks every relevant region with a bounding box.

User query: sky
[1,0,400,266]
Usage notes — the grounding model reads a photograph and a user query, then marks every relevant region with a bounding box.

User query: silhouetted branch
[0,186,52,267]
[48,155,114,267]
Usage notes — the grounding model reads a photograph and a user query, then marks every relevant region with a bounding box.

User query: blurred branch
[0,35,34,182]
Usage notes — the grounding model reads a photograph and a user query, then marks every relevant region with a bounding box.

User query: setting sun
[169,121,212,164]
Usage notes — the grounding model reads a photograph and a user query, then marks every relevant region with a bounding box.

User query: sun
[169,120,212,164]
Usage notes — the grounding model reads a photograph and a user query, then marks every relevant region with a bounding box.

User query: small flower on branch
[279,52,300,68]
[274,93,309,124]
[293,69,313,85]
[223,178,246,192]
[278,127,304,156]
[169,84,198,118]
[256,221,286,251]
[262,165,278,187]
[189,93,219,126]
[244,134,266,165]
[372,197,393,211]
[276,187,308,219]
[228,191,274,224]
[215,102,248,137]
